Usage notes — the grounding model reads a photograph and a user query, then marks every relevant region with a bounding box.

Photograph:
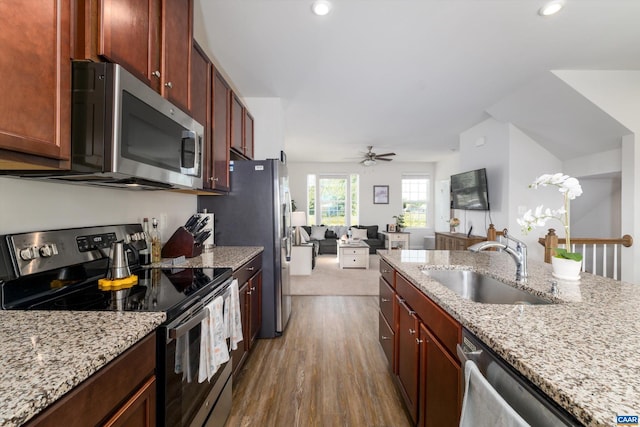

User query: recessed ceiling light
[539,0,565,16]
[311,0,332,16]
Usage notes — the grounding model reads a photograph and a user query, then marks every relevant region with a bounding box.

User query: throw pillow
[325,229,337,239]
[351,228,368,240]
[310,225,327,240]
[300,227,311,243]
[363,225,378,239]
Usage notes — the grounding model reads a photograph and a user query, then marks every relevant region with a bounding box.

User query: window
[402,175,429,228]
[307,174,359,226]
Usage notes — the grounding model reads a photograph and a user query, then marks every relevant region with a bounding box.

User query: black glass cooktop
[1,259,232,321]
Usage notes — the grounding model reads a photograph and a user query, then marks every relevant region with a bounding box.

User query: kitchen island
[379,249,639,427]
[0,246,263,426]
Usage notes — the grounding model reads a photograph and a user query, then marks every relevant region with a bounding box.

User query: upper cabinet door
[161,0,192,113]
[244,110,254,159]
[212,71,230,191]
[99,0,161,92]
[0,0,71,167]
[230,94,244,154]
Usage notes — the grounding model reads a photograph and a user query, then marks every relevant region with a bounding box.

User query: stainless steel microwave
[47,61,204,190]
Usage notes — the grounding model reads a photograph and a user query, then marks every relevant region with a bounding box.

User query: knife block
[161,227,203,258]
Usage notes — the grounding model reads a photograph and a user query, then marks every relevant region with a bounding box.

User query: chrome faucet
[467,229,528,283]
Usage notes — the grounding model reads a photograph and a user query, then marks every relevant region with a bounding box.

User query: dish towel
[459,360,530,427]
[225,279,243,350]
[174,333,192,382]
[198,296,230,383]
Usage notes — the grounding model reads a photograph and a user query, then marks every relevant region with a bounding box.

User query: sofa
[301,225,385,255]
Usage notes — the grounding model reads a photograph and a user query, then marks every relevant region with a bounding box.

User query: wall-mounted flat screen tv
[450,168,490,210]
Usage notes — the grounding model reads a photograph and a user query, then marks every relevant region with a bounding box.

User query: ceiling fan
[360,146,396,166]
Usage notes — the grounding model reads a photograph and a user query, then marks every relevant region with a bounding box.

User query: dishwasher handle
[456,343,483,364]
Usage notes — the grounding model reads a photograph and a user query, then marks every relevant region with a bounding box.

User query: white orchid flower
[519,173,582,249]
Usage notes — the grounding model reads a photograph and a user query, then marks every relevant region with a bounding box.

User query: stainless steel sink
[422,270,552,305]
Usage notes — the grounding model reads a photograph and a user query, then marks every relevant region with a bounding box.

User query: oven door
[159,295,232,426]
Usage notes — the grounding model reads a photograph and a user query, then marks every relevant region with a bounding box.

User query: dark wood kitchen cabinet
[210,70,231,191]
[230,93,244,154]
[190,40,212,191]
[378,265,462,427]
[378,264,396,372]
[396,296,420,423]
[0,0,71,169]
[231,253,263,377]
[77,0,193,112]
[419,323,462,427]
[244,110,255,159]
[26,333,156,427]
[435,232,486,250]
[160,0,193,112]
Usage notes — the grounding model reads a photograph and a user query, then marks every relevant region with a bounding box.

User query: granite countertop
[151,246,264,271]
[0,246,261,426]
[0,311,165,426]
[378,249,640,427]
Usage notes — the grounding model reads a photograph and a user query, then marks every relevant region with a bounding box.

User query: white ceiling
[195,0,640,163]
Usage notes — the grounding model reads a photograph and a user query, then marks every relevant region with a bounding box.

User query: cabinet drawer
[380,259,395,287]
[378,311,394,370]
[233,253,262,285]
[344,256,367,267]
[342,248,367,255]
[396,273,460,358]
[379,277,395,328]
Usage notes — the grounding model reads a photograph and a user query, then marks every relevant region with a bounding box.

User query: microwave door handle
[180,130,199,173]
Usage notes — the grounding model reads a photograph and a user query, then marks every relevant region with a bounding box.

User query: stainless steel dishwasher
[457,328,582,426]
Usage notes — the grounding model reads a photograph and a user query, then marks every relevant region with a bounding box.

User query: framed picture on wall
[373,185,389,204]
[387,224,397,232]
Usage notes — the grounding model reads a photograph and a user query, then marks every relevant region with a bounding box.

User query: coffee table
[337,239,370,269]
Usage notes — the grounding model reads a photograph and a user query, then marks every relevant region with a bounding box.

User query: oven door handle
[168,309,207,340]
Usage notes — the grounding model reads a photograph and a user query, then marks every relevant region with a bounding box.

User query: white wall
[244,97,285,161]
[507,125,563,262]
[554,70,640,283]
[287,161,435,249]
[0,177,197,240]
[457,117,510,237]
[434,152,459,232]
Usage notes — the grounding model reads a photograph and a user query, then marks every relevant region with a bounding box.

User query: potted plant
[393,214,406,231]
[517,173,583,280]
[448,217,460,232]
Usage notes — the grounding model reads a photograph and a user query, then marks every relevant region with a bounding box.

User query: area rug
[290,254,380,296]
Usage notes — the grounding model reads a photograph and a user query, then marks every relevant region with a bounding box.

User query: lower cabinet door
[378,311,395,370]
[103,376,156,427]
[396,297,420,423]
[419,323,461,427]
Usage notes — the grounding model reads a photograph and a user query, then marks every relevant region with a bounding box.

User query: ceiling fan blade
[377,157,393,161]
[375,152,396,157]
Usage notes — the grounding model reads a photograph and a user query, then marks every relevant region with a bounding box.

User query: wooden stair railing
[538,228,633,280]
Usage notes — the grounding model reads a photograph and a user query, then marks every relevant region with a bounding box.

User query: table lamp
[291,211,307,246]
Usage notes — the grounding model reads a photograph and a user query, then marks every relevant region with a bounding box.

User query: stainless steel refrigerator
[198,159,292,338]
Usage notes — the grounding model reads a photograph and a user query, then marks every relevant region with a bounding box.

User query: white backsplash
[0,177,197,240]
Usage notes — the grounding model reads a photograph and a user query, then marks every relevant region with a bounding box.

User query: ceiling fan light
[538,0,564,16]
[363,159,376,167]
[311,0,332,16]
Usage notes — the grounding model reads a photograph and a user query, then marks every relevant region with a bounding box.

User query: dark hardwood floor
[225,296,411,427]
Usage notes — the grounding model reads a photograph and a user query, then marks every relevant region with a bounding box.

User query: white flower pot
[551,257,582,281]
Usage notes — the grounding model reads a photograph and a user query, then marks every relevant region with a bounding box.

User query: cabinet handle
[251,286,256,292]
[409,328,416,335]
[246,266,255,271]
[416,338,423,344]
[382,269,390,273]
[381,297,390,302]
[409,310,416,315]
[247,290,252,295]
[165,81,173,88]
[381,335,392,341]
[152,70,161,78]
[209,177,220,182]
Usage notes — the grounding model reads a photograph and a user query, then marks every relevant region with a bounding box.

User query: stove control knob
[19,247,38,261]
[39,243,58,258]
